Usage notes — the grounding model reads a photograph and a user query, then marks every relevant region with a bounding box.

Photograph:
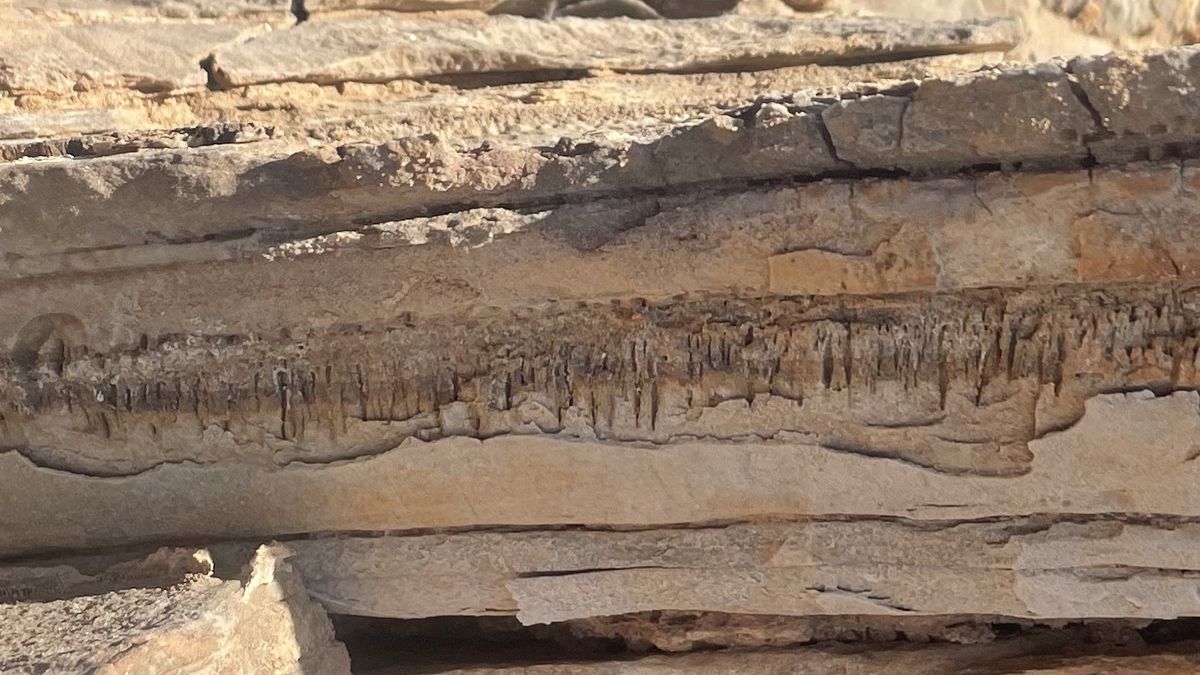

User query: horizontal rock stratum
[4,1,1200,672]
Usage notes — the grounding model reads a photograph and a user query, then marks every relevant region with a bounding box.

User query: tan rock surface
[5,2,1200,672]
[203,15,1019,88]
[0,545,351,674]
[200,517,1200,622]
[2,382,1199,550]
[6,48,1200,284]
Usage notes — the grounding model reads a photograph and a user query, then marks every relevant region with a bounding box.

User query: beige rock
[5,5,1200,669]
[0,545,351,674]
[8,48,1200,277]
[0,547,212,604]
[3,389,1200,555]
[204,14,1020,88]
[194,518,1200,622]
[3,0,293,21]
[1,161,1197,346]
[0,53,1001,144]
[0,19,276,94]
[832,0,1115,60]
[824,63,1097,168]
[1044,0,1200,46]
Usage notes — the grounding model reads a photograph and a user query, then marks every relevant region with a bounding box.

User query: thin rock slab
[204,14,1021,87]
[8,48,1200,271]
[0,19,275,95]
[212,519,1200,622]
[2,390,1200,556]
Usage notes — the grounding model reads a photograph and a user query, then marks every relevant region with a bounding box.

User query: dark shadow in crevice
[333,615,633,675]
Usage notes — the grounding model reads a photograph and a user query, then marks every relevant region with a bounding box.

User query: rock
[824,63,1097,168]
[556,0,662,18]
[0,545,351,674]
[4,0,294,21]
[193,518,1200,622]
[1070,45,1200,160]
[829,0,1116,60]
[9,51,1200,278]
[1045,0,1200,46]
[0,19,275,94]
[403,639,1200,674]
[205,15,1020,88]
[3,387,1200,553]
[6,3,1200,671]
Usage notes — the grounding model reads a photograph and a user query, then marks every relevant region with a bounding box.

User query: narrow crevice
[333,615,631,675]
[1062,66,1114,168]
[1139,618,1200,644]
[516,564,675,579]
[290,0,309,23]
[1062,68,1110,139]
[331,614,1200,674]
[809,106,854,168]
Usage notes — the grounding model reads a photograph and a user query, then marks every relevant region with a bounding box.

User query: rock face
[4,0,1200,672]
[415,641,1200,675]
[0,546,351,674]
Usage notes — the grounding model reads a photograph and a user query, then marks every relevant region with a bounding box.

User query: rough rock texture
[0,545,351,674]
[201,15,1019,88]
[5,1,1200,672]
[412,641,1200,674]
[1045,0,1200,46]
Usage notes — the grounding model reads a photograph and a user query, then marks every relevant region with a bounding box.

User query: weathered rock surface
[5,1,1200,672]
[1045,0,1200,46]
[5,47,1199,282]
[0,545,351,674]
[200,517,1200,623]
[419,640,1200,674]
[203,15,1019,88]
[0,19,276,95]
[5,382,1200,551]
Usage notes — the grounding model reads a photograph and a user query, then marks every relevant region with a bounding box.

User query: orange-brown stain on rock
[767,233,936,295]
[1070,213,1178,282]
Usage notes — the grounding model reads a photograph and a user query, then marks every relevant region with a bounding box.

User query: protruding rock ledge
[203,15,1020,88]
[2,160,1198,348]
[3,47,1197,278]
[0,545,351,674]
[3,389,1200,556]
[193,518,1200,623]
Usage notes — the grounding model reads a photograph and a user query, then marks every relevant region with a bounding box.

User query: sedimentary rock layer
[4,47,1198,283]
[202,15,1018,88]
[6,305,1200,553]
[215,518,1200,623]
[0,12,1016,96]
[0,54,1002,145]
[425,638,1200,674]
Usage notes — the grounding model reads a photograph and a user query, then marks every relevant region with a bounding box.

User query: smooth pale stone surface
[2,391,1199,556]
